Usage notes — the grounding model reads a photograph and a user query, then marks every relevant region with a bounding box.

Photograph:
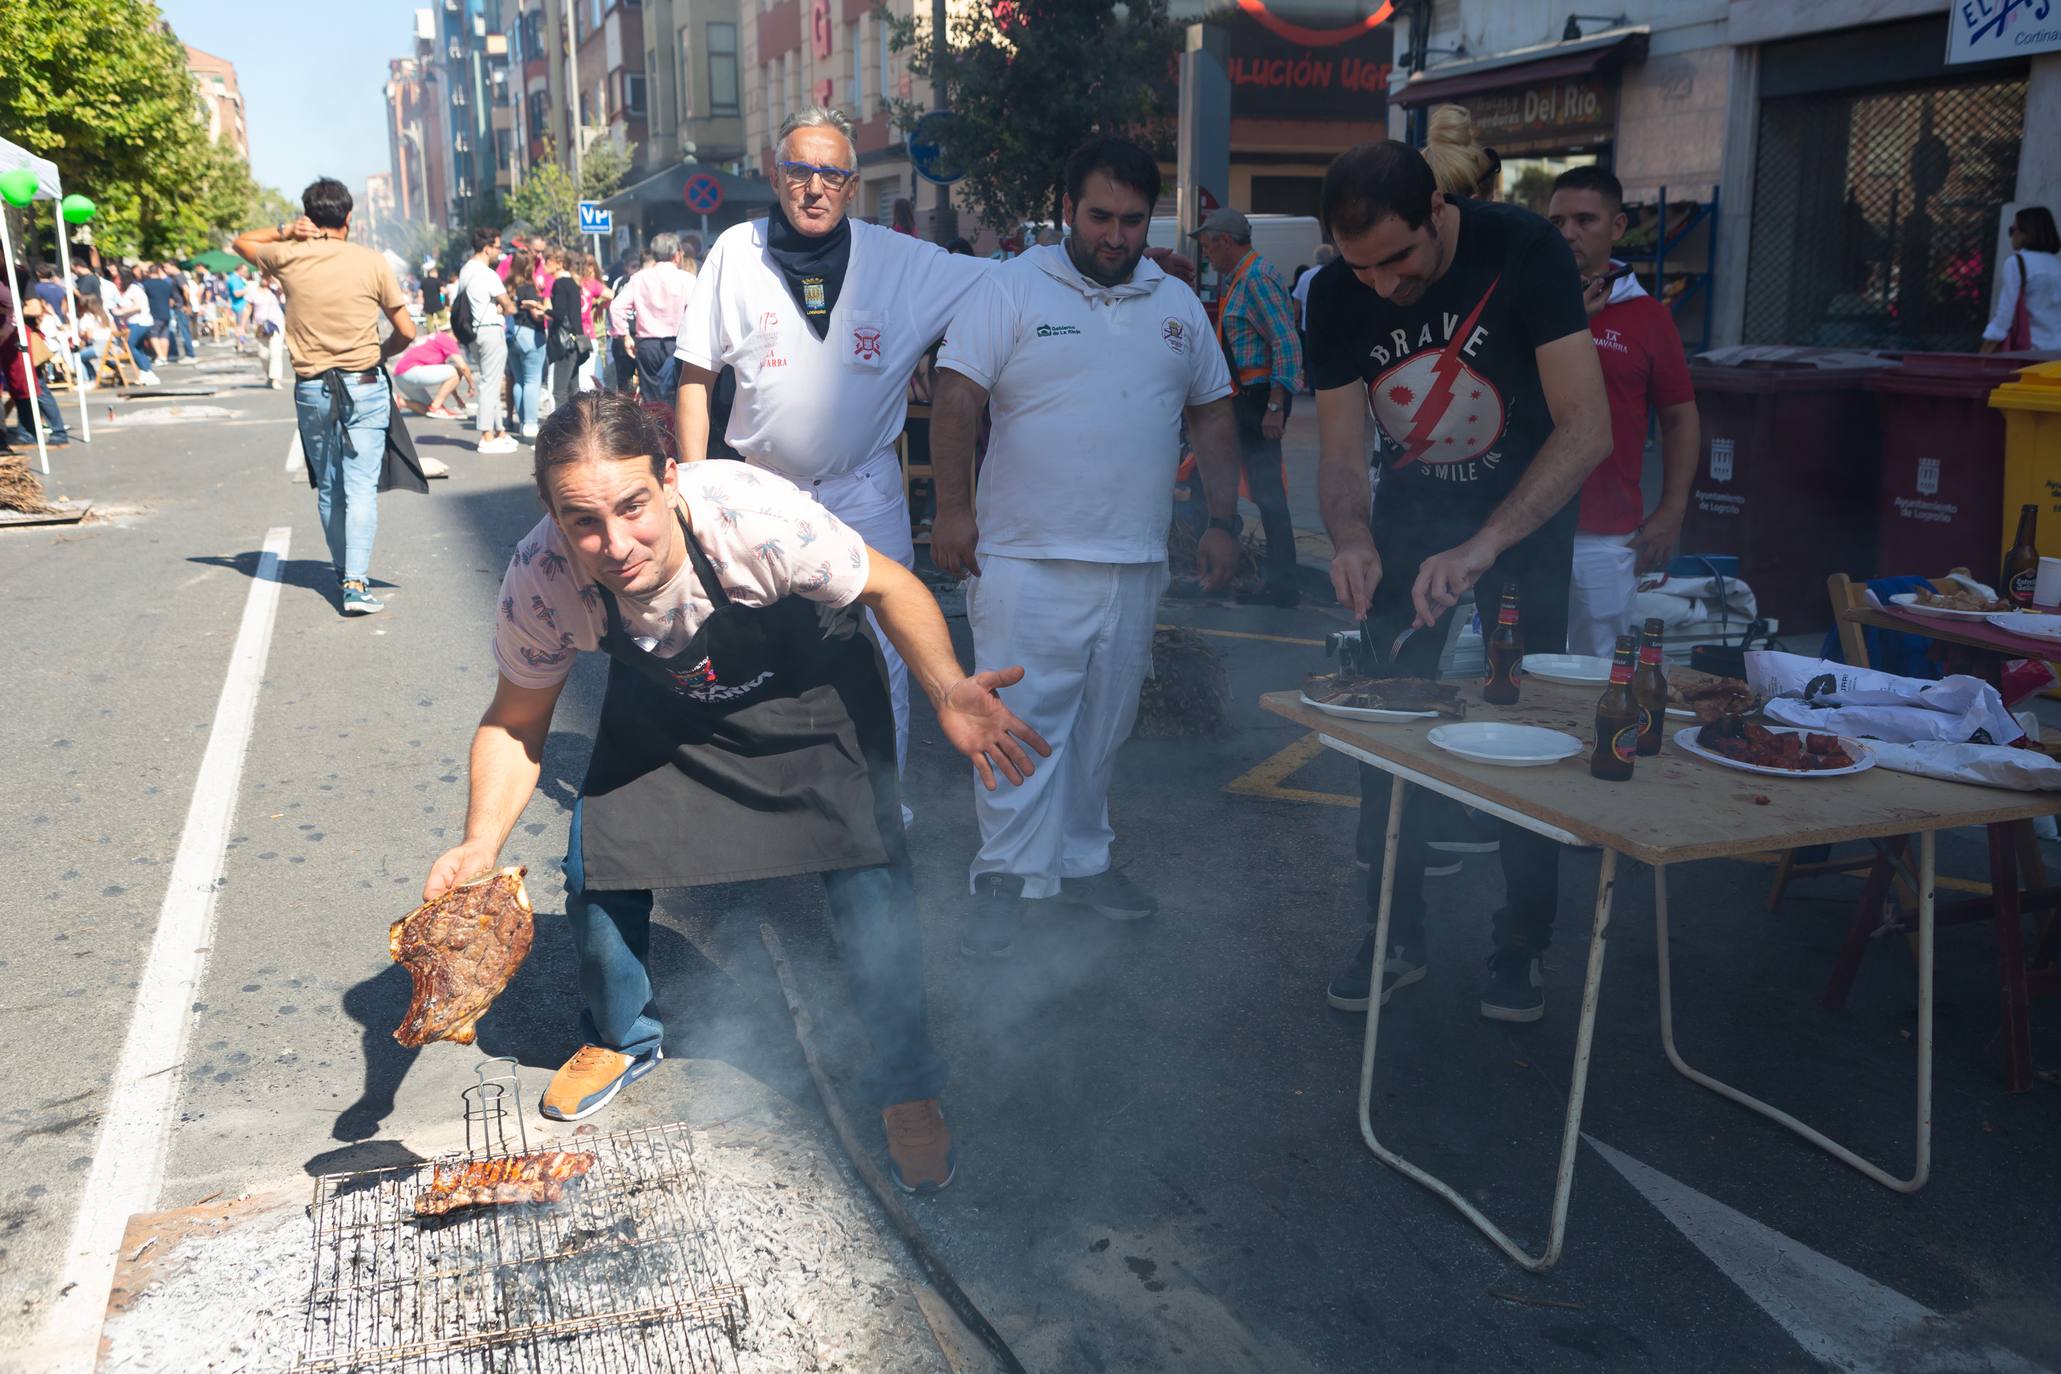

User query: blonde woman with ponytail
[1422,104,1500,200]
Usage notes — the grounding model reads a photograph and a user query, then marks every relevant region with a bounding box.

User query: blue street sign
[577,201,612,235]
[907,111,965,186]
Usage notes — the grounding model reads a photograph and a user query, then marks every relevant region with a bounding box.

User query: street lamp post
[563,0,584,189]
[929,0,955,243]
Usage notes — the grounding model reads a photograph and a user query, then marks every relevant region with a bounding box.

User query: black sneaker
[961,873,1024,960]
[1428,807,1501,854]
[1325,930,1427,1012]
[1060,867,1157,921]
[1480,949,1544,1023]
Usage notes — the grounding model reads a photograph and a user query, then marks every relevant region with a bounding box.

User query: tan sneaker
[540,1044,662,1122]
[882,1098,956,1194]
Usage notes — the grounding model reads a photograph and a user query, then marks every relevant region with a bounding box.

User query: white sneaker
[479,435,519,455]
[522,425,540,441]
[136,371,161,386]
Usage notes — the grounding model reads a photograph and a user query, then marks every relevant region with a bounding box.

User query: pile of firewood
[1135,625,1228,738]
[0,457,53,515]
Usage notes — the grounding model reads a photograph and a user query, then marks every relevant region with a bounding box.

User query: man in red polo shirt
[1546,167,1700,655]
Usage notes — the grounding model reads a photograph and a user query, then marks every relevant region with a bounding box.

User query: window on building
[784,54,797,121]
[623,71,646,116]
[709,21,738,114]
[589,0,602,34]
[851,19,863,114]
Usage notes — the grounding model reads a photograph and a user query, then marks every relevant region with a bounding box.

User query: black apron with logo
[578,509,904,890]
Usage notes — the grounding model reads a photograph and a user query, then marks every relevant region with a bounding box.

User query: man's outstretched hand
[939,667,1051,789]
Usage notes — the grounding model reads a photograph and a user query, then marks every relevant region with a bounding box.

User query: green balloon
[60,194,95,224]
[0,168,39,207]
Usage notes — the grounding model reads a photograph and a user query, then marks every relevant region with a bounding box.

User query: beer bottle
[1632,617,1668,757]
[1482,590,1524,705]
[1590,635,1640,781]
[2004,504,2040,609]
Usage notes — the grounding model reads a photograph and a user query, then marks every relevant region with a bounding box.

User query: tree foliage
[0,0,294,257]
[502,137,637,247]
[881,0,1181,236]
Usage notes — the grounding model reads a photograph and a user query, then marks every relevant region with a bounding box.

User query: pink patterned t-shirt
[492,462,871,689]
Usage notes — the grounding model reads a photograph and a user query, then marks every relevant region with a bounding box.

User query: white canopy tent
[0,135,93,471]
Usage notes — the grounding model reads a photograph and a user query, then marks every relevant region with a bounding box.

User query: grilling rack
[294,1059,747,1373]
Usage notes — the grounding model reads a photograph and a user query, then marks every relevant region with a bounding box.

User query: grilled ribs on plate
[389,865,534,1048]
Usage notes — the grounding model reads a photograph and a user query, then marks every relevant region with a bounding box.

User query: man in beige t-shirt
[234,178,416,615]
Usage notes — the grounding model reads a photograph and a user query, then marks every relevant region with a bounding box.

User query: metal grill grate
[1744,77,2026,351]
[295,1122,747,1372]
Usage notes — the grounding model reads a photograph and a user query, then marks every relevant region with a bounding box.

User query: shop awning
[1395,26,1650,107]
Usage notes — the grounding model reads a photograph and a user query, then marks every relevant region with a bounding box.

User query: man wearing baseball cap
[1192,207,1306,607]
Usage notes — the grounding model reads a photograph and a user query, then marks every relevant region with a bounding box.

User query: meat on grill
[412,1149,598,1216]
[389,866,534,1048]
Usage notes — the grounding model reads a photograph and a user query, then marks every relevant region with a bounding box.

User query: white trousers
[966,555,1167,898]
[752,448,914,773]
[1567,530,1638,656]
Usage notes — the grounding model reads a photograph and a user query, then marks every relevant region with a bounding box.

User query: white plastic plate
[1985,610,2061,642]
[1299,690,1438,723]
[1519,654,1613,686]
[1889,592,2000,620]
[1672,726,1876,779]
[1427,722,1583,767]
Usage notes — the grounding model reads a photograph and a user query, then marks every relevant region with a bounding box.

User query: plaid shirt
[1217,250,1305,394]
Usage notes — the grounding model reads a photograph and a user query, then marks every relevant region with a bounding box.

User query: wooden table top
[1843,603,2061,660]
[1262,681,2061,867]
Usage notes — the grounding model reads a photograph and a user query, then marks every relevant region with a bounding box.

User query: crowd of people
[0,248,296,461]
[188,100,2052,1197]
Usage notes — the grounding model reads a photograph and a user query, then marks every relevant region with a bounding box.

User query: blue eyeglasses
[777,160,857,192]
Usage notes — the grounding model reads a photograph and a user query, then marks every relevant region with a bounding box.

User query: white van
[1148,213,1326,285]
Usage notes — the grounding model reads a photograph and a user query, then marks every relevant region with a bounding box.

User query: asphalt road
[4,353,2058,1372]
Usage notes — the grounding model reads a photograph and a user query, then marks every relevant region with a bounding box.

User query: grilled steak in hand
[389,866,534,1048]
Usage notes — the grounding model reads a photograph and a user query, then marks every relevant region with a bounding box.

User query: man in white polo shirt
[929,136,1245,958]
[674,105,990,780]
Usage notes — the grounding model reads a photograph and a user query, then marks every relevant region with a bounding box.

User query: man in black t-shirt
[1304,142,1609,1024]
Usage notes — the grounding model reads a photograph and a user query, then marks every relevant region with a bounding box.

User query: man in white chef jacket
[928,136,1246,958]
[673,106,990,783]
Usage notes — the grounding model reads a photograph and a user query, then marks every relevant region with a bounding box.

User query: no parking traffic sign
[683,173,724,216]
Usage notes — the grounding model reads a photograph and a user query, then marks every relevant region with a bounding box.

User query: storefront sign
[1947,0,2061,65]
[1461,76,1616,151]
[1223,9,1393,122]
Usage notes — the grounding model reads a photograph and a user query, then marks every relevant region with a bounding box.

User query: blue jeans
[509,323,547,430]
[293,374,390,583]
[169,308,195,359]
[125,322,157,371]
[77,341,102,380]
[561,799,949,1108]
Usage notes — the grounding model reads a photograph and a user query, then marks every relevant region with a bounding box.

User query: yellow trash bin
[1991,360,2061,554]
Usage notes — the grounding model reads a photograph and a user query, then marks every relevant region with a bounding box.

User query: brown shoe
[882,1098,956,1193]
[540,1044,662,1121]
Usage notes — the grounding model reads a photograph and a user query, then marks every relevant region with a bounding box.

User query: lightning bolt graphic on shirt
[1395,275,1501,469]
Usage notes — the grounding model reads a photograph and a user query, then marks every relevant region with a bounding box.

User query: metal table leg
[1653,830,1934,1192]
[1357,773,1620,1272]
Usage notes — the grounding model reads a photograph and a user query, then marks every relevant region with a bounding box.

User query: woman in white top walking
[1982,205,2060,353]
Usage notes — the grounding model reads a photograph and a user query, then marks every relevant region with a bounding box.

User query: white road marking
[37,528,292,1372]
[283,430,304,477]
[1585,1136,2044,1373]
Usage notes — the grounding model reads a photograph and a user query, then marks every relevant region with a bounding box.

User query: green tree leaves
[0,0,295,256]
[502,138,637,247]
[881,0,1180,236]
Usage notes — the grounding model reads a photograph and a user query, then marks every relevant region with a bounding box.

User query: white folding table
[1263,686,2059,1271]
